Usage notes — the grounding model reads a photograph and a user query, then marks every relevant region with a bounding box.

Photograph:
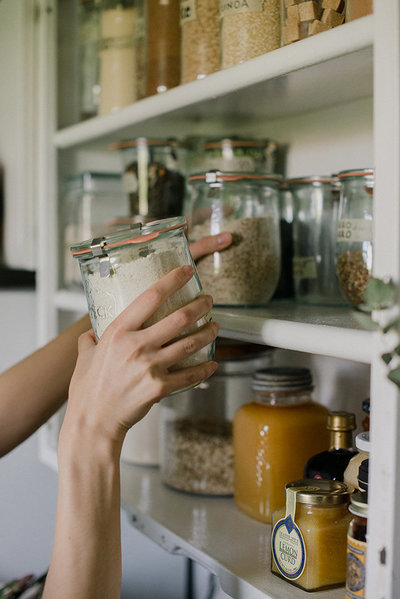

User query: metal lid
[251,367,313,394]
[109,137,180,150]
[71,216,186,258]
[214,340,274,375]
[187,171,283,185]
[287,175,332,186]
[349,490,368,517]
[286,479,352,505]
[327,411,356,432]
[355,431,370,452]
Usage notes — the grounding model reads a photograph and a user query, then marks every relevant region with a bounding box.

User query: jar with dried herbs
[220,0,281,69]
[180,0,220,84]
[335,169,374,308]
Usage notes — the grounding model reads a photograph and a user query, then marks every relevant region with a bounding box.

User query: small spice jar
[289,175,344,305]
[344,432,370,491]
[220,0,280,69]
[335,169,374,308]
[345,491,368,598]
[111,138,186,220]
[160,340,274,495]
[78,0,101,120]
[281,0,345,46]
[271,479,352,591]
[345,0,373,22]
[70,217,214,371]
[180,0,220,84]
[234,367,329,523]
[187,171,282,306]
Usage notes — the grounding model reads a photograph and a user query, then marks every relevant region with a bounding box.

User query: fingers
[158,360,219,398]
[77,329,97,352]
[189,232,232,261]
[158,320,219,368]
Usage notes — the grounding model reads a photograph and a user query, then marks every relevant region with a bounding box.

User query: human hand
[62,265,218,448]
[189,232,232,262]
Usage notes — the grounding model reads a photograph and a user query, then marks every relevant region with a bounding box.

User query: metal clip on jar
[281,0,345,46]
[271,479,352,591]
[335,169,374,308]
[71,217,214,372]
[188,171,282,306]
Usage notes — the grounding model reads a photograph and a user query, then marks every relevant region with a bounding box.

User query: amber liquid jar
[233,367,329,523]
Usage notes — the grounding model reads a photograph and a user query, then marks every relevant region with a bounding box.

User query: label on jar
[293,257,317,279]
[337,219,373,243]
[180,0,196,24]
[220,0,263,17]
[271,488,306,581]
[345,535,367,598]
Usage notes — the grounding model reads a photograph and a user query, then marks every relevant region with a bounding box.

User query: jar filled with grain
[79,0,101,120]
[220,0,281,69]
[281,0,345,46]
[335,169,374,308]
[160,340,274,495]
[187,171,282,306]
[180,0,220,84]
[345,0,372,22]
[290,175,344,305]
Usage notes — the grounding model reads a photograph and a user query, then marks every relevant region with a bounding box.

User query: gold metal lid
[327,411,356,431]
[286,479,352,505]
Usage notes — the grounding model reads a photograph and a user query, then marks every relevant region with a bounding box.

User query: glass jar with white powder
[71,217,214,372]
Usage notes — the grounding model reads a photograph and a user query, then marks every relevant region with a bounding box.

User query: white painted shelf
[121,463,344,599]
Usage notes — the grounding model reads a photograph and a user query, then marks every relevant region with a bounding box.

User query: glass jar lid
[187,171,283,185]
[287,175,332,186]
[337,168,374,180]
[109,137,181,151]
[327,411,356,432]
[286,479,352,505]
[251,367,313,394]
[71,216,186,258]
[201,138,276,150]
[349,490,368,517]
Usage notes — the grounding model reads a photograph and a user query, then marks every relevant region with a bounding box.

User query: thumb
[77,329,97,352]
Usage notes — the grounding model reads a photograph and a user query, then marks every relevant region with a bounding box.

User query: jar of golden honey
[233,367,329,523]
[271,480,352,591]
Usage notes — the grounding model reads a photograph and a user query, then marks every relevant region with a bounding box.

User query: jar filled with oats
[220,0,281,69]
[335,169,374,308]
[187,171,282,306]
[281,0,345,46]
[180,0,220,84]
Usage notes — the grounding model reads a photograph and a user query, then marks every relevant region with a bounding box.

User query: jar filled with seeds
[220,0,281,69]
[160,340,274,495]
[187,171,282,306]
[281,0,345,46]
[180,0,220,84]
[335,169,374,308]
[289,175,344,305]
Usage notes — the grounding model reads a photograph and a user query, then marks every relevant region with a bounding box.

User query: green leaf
[362,277,396,311]
[382,352,394,365]
[388,367,400,388]
[383,316,400,334]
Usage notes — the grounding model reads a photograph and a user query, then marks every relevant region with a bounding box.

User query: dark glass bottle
[304,411,357,481]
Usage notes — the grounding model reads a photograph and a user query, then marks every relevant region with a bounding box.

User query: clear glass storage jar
[160,340,274,495]
[335,169,374,308]
[273,183,294,299]
[70,216,214,371]
[271,480,352,591]
[79,0,101,120]
[290,175,344,305]
[187,171,282,306]
[180,0,220,84]
[111,138,186,220]
[61,171,127,289]
[281,0,345,46]
[220,0,280,69]
[233,367,329,523]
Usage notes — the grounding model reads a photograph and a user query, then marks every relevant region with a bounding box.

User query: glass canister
[345,491,368,599]
[345,0,373,22]
[144,0,181,96]
[160,340,274,495]
[61,172,128,288]
[233,367,330,523]
[335,169,374,308]
[220,0,280,69]
[98,0,144,115]
[271,480,352,591]
[180,0,220,84]
[187,171,282,306]
[273,183,294,299]
[281,0,345,45]
[70,217,214,370]
[79,0,101,120]
[111,138,186,220]
[290,175,344,305]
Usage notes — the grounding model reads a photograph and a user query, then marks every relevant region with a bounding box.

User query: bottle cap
[358,459,369,492]
[355,431,370,453]
[285,479,352,506]
[327,411,356,432]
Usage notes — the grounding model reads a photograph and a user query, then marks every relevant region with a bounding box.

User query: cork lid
[327,411,356,432]
[286,479,352,505]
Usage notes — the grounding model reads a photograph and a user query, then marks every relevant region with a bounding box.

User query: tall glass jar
[345,491,368,599]
[70,217,214,374]
[111,138,186,220]
[220,0,280,69]
[144,0,181,96]
[180,0,220,84]
[335,169,374,308]
[281,0,345,45]
[273,183,294,299]
[160,340,274,495]
[79,0,101,120]
[187,171,282,306]
[290,175,344,305]
[233,367,329,523]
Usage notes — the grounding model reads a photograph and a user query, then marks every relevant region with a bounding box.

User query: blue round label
[271,515,306,580]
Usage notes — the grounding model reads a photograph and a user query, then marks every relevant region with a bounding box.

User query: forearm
[43,421,123,599]
[0,314,91,456]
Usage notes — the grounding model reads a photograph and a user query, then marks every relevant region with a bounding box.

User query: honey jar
[271,479,352,591]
